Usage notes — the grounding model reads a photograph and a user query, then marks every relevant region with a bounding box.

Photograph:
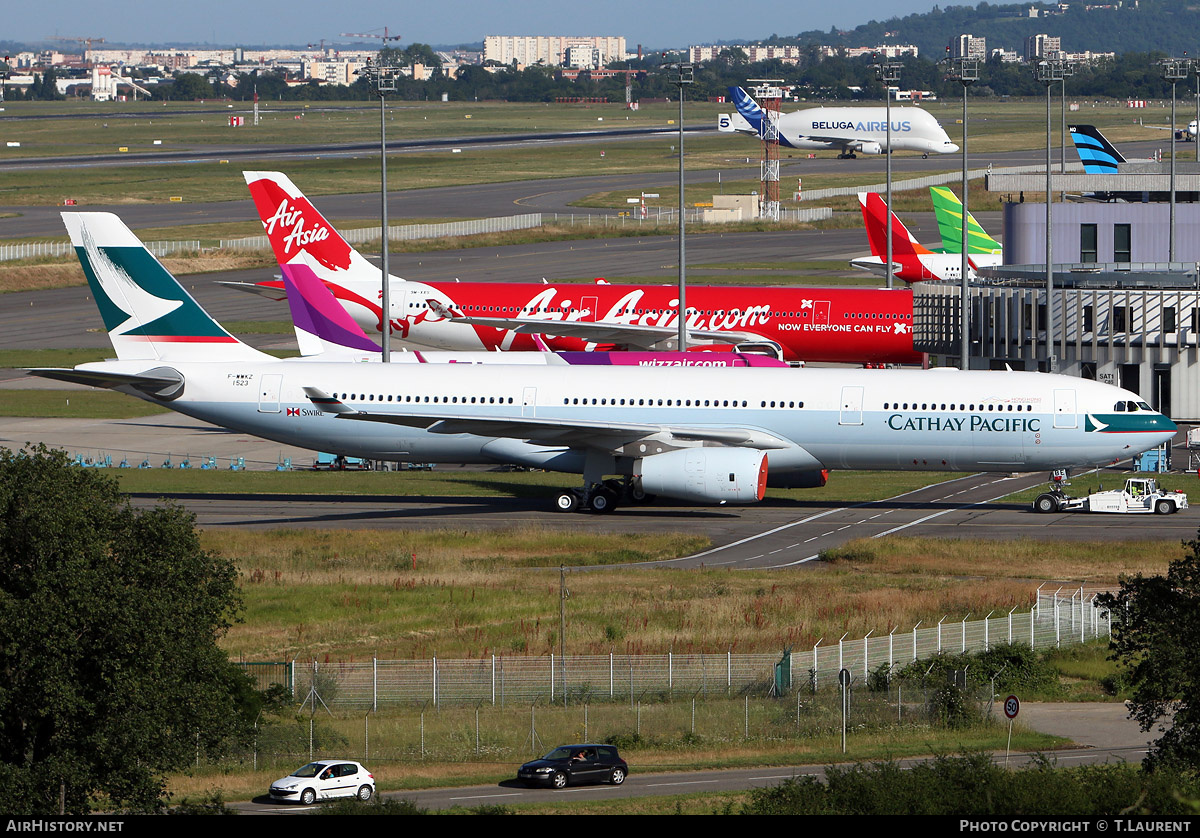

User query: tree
[1097,532,1200,770]
[0,446,249,814]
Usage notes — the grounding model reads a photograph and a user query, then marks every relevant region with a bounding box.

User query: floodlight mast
[359,58,400,363]
[669,63,694,351]
[873,59,902,292]
[1035,57,1068,372]
[1161,57,1190,263]
[946,51,978,369]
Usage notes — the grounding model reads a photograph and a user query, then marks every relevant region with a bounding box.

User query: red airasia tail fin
[858,192,933,258]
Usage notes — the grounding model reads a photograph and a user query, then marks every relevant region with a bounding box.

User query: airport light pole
[947,53,978,370]
[1161,57,1189,263]
[874,58,902,292]
[1193,57,1200,164]
[359,58,400,363]
[669,63,694,350]
[1036,58,1067,372]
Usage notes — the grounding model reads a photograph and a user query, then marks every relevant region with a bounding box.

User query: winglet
[425,298,464,320]
[302,387,358,415]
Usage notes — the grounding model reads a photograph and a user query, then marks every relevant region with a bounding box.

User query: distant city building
[1024,34,1062,61]
[301,58,367,86]
[483,36,627,68]
[689,44,805,64]
[951,34,987,61]
[991,48,1021,63]
[815,44,919,59]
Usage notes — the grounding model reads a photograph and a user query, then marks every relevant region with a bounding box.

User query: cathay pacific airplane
[34,213,1175,513]
[718,86,959,158]
[227,171,923,366]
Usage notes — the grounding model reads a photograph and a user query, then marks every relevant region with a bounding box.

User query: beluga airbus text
[34,212,1177,514]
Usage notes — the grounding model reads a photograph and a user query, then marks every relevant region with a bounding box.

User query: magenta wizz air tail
[34,213,1176,513]
[719,86,958,158]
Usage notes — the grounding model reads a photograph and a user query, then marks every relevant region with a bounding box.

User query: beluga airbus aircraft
[33,212,1176,514]
[719,86,959,158]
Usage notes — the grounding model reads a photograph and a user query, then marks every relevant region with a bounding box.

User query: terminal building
[914,162,1200,422]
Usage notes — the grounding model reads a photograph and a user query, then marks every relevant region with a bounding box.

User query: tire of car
[610,767,626,785]
[300,788,316,805]
[357,784,374,802]
[551,771,568,790]
[1156,499,1175,515]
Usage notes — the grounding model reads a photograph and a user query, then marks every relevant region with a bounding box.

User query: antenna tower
[749,79,784,221]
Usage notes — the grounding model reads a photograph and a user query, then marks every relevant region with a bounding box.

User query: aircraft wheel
[555,491,580,513]
[590,489,617,514]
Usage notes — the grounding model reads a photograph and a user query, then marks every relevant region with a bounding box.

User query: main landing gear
[837,151,858,159]
[553,479,656,514]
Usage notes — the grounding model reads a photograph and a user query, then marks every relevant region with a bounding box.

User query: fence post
[863,630,872,680]
[373,657,378,712]
[912,622,921,662]
[962,614,970,653]
[491,655,496,706]
[433,657,438,707]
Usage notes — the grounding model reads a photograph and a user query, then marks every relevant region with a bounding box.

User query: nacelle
[853,141,883,155]
[636,448,768,505]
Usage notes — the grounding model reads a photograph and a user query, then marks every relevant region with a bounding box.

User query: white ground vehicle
[269,759,375,804]
[1033,477,1189,515]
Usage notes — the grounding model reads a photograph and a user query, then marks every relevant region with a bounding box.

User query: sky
[14,1,963,50]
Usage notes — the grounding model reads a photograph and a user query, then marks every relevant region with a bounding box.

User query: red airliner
[226,171,924,366]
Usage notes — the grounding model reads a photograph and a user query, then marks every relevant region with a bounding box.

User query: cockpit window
[1114,402,1125,412]
[1137,402,1152,411]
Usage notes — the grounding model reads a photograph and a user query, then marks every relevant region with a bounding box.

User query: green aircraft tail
[929,186,1002,255]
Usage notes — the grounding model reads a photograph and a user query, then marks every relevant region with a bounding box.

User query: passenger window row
[884,402,1031,412]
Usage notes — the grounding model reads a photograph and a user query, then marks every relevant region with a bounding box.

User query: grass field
[201,522,1173,662]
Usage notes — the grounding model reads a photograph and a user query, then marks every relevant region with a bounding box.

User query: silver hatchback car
[269,759,375,805]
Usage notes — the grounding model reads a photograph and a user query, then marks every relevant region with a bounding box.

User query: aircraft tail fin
[243,171,387,282]
[728,86,765,136]
[857,192,931,258]
[281,251,382,358]
[1068,125,1126,174]
[929,187,1002,255]
[62,212,270,363]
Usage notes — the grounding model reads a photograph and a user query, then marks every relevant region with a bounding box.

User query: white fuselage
[776,107,960,156]
[78,360,1175,480]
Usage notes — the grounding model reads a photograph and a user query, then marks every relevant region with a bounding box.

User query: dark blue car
[517,744,628,789]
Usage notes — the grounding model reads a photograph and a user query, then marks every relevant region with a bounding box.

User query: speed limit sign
[1004,695,1020,719]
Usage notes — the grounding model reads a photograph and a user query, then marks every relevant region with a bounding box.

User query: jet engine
[635,448,768,505]
[853,141,883,155]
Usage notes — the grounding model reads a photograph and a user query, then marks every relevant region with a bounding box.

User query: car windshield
[543,747,576,760]
[290,762,327,778]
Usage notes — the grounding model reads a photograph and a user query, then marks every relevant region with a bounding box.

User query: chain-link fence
[249,586,1110,713]
[0,239,201,262]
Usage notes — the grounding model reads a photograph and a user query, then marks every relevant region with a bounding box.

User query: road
[223,701,1153,813]
[6,129,1175,239]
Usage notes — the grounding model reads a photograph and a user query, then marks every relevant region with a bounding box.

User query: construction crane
[50,36,106,66]
[340,28,402,46]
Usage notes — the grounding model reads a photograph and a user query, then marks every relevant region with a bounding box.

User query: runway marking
[448,792,524,801]
[667,472,1018,568]
[646,780,720,787]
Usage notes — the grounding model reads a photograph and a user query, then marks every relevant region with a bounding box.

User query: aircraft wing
[303,388,793,451]
[423,300,764,349]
